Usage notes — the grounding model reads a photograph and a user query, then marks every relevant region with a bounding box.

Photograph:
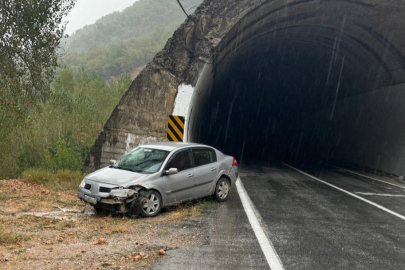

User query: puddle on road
[239,173,263,177]
[17,208,95,221]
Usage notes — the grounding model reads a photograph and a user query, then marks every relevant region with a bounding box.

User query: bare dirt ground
[0,180,214,270]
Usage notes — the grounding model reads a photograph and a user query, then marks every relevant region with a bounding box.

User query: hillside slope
[60,0,203,79]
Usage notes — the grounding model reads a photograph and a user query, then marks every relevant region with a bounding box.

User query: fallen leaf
[134,255,142,261]
[94,238,108,245]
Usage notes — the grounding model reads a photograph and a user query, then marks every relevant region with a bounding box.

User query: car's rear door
[191,147,218,197]
[162,149,194,204]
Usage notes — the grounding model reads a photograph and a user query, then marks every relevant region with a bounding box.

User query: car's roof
[139,141,212,152]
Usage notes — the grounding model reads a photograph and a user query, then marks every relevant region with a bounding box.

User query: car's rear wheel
[215,178,230,202]
[140,190,162,217]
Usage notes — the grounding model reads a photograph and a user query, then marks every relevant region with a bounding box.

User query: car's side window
[192,148,217,167]
[164,150,191,172]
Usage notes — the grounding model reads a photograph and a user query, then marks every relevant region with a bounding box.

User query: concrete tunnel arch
[85,0,405,176]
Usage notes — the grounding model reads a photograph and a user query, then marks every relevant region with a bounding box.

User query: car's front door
[192,148,218,197]
[162,149,194,204]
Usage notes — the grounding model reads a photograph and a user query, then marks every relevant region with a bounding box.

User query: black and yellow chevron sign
[167,115,185,142]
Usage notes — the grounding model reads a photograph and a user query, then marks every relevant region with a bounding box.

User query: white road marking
[354,192,405,197]
[332,166,405,189]
[236,177,284,270]
[281,162,405,222]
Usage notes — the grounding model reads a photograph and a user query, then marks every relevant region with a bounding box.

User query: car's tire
[215,177,231,202]
[140,190,162,217]
[93,206,104,215]
[128,194,148,218]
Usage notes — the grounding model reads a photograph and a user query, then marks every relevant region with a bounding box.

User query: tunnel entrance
[85,0,405,176]
[188,1,405,174]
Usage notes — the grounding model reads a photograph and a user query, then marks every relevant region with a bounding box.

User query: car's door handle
[210,168,217,171]
[187,174,194,178]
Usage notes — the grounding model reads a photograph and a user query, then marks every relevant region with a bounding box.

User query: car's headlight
[79,179,86,188]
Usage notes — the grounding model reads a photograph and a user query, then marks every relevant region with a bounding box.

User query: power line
[176,0,197,23]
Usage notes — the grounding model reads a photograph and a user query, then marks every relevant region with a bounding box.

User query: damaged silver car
[78,142,239,217]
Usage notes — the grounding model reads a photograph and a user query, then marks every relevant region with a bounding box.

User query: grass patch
[21,169,53,185]
[180,199,216,217]
[22,168,84,191]
[57,200,80,207]
[0,192,12,201]
[152,198,217,222]
[57,220,76,230]
[0,224,29,245]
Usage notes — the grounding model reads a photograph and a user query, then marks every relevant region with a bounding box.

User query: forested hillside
[0,0,202,179]
[61,0,203,79]
[1,69,131,178]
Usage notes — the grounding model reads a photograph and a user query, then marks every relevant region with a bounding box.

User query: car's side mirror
[165,168,178,175]
[109,159,117,165]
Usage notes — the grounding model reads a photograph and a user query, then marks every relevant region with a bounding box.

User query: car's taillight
[232,157,238,166]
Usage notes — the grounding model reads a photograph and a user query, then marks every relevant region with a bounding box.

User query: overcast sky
[65,0,139,35]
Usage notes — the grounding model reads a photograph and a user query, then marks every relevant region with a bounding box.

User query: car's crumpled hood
[85,167,148,186]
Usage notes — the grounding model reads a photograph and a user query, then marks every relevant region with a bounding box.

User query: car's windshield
[113,147,169,174]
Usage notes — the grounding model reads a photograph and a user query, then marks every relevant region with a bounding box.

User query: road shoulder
[153,190,269,270]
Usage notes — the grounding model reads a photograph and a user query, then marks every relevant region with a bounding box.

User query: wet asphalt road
[154,181,268,270]
[154,163,405,270]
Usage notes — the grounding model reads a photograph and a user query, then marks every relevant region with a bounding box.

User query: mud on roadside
[0,180,215,270]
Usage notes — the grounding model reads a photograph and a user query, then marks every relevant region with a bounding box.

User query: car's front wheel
[93,206,104,215]
[140,190,162,217]
[215,178,230,202]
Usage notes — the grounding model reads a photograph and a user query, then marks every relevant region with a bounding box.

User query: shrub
[0,67,131,179]
[21,168,53,185]
[52,170,84,191]
[42,138,83,172]
[22,168,84,191]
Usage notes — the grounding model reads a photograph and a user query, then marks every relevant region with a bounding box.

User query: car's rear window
[192,148,217,167]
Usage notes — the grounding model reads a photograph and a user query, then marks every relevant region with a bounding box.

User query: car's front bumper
[77,187,138,213]
[77,190,98,205]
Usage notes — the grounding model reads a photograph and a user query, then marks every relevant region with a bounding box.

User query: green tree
[0,0,76,178]
[0,0,76,104]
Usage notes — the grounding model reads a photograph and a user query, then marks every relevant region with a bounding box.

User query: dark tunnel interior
[188,1,405,174]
